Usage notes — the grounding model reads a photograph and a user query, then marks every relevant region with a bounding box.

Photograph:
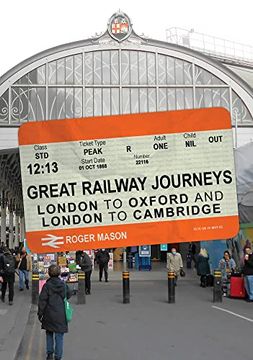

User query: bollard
[213,270,223,303]
[122,271,130,304]
[168,271,175,304]
[77,271,86,304]
[32,272,39,305]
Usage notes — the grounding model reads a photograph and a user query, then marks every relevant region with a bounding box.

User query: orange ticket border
[18,108,239,253]
[19,108,231,145]
[26,216,239,253]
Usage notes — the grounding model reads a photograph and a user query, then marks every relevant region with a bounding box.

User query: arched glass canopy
[0,12,253,129]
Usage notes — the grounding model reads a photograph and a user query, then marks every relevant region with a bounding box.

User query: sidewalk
[1,263,168,360]
[0,278,31,360]
[16,266,253,360]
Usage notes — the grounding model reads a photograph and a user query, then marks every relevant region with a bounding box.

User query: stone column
[8,200,15,249]
[0,191,7,246]
[14,206,20,248]
[20,211,25,244]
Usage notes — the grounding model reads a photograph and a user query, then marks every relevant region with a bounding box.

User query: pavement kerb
[0,296,32,360]
[13,303,35,360]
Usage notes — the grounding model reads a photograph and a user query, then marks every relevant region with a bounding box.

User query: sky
[0,0,252,77]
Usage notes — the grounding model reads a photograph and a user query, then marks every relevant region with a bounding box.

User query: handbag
[64,284,73,322]
[180,268,186,277]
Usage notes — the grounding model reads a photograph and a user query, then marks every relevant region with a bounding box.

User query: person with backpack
[16,246,32,291]
[96,249,110,282]
[38,264,72,360]
[0,246,16,305]
[76,251,92,294]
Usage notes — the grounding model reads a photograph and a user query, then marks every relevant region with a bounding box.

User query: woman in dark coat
[38,265,71,360]
[196,248,211,287]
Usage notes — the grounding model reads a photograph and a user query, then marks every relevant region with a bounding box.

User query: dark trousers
[1,273,15,301]
[200,275,207,287]
[99,263,108,281]
[85,270,92,293]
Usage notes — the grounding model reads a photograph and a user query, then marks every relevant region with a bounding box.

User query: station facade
[0,12,253,255]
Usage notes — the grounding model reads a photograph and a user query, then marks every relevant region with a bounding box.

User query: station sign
[18,108,239,253]
[160,244,168,252]
[139,245,151,257]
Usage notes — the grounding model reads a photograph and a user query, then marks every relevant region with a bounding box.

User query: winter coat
[0,253,4,275]
[96,250,110,265]
[243,253,253,276]
[219,258,236,279]
[196,255,210,276]
[38,277,71,333]
[0,251,16,276]
[78,253,92,272]
[167,253,183,275]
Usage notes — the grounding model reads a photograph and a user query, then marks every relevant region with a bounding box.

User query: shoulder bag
[64,283,73,322]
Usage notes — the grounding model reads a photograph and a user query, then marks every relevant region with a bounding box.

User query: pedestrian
[196,248,210,287]
[166,247,183,285]
[0,245,4,292]
[16,246,32,291]
[38,264,72,360]
[188,242,197,265]
[76,251,92,294]
[219,250,236,296]
[0,246,16,305]
[242,245,253,302]
[96,249,110,282]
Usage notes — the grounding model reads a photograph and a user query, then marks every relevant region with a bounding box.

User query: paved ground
[0,277,31,360]
[11,265,253,360]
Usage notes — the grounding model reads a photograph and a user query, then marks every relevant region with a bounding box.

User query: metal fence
[166,27,253,66]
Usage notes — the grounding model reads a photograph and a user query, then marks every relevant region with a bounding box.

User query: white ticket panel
[18,108,239,253]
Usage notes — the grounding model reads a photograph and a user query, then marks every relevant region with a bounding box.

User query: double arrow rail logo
[41,234,64,249]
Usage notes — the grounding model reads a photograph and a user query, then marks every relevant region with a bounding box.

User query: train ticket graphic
[18,108,239,253]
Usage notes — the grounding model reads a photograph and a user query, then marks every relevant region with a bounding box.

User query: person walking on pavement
[0,246,16,305]
[16,246,32,291]
[166,248,183,285]
[38,264,72,360]
[0,246,4,291]
[196,248,211,287]
[242,246,253,302]
[96,249,110,282]
[188,242,197,266]
[76,251,92,294]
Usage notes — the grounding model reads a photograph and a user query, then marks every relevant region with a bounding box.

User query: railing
[166,27,253,66]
